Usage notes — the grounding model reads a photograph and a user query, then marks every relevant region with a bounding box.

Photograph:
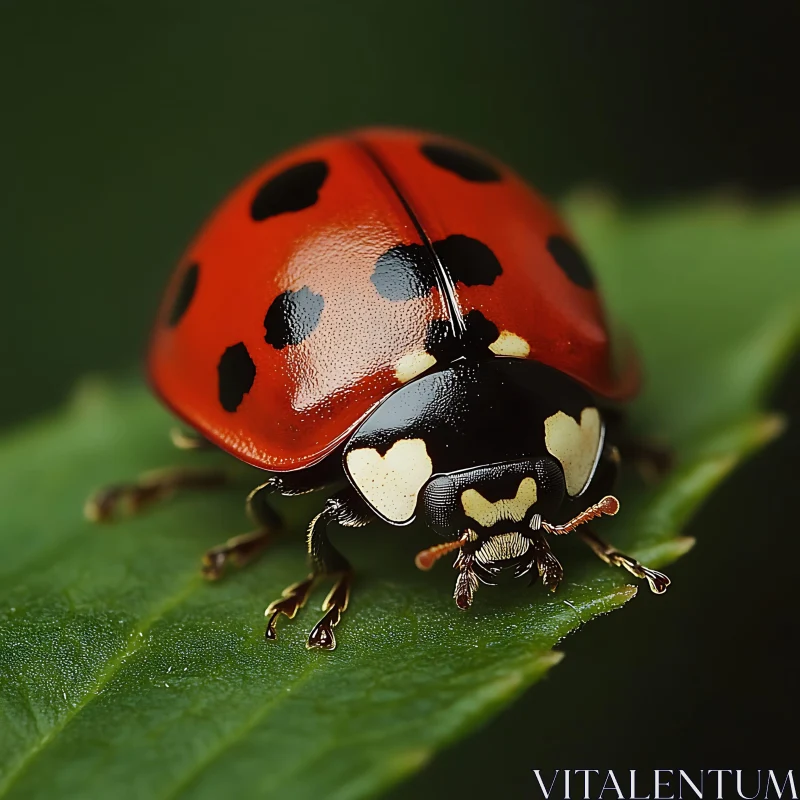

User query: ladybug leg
[301,488,370,651]
[619,438,673,483]
[579,526,671,595]
[84,466,228,522]
[602,408,672,482]
[200,482,282,580]
[263,576,322,641]
[265,488,371,651]
[202,472,329,580]
[201,530,273,581]
[169,427,214,451]
[307,573,352,651]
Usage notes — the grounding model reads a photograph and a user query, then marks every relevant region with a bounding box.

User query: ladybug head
[421,458,564,537]
[417,456,567,580]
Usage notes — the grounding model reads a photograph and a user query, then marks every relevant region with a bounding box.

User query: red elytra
[148,128,638,472]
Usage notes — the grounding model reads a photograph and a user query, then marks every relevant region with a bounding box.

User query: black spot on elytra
[250,160,328,222]
[167,263,199,327]
[217,343,256,412]
[546,235,595,289]
[420,142,501,183]
[372,236,501,302]
[425,309,499,362]
[264,286,325,349]
[371,243,436,302]
[434,235,502,287]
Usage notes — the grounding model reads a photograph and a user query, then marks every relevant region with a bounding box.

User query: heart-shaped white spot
[544,407,603,496]
[346,439,433,523]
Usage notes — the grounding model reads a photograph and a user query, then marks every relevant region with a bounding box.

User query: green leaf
[0,198,798,800]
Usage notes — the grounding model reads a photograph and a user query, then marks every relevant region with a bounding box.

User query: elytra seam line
[353,138,466,337]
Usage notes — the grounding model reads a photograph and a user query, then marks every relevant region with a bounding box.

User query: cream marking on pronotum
[544,407,603,496]
[346,438,433,523]
[461,476,538,528]
[488,330,530,358]
[394,351,437,383]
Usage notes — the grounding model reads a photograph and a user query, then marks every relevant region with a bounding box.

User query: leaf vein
[162,660,323,800]
[0,574,203,798]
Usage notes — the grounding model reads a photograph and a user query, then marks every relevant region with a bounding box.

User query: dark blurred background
[2,1,798,795]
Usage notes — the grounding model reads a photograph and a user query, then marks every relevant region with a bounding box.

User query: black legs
[199,479,285,580]
[265,488,371,650]
[579,526,671,594]
[84,431,371,648]
[85,466,228,522]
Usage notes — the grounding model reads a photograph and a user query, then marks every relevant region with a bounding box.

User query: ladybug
[86,128,670,650]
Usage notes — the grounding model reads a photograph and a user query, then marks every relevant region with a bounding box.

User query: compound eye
[421,474,460,532]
